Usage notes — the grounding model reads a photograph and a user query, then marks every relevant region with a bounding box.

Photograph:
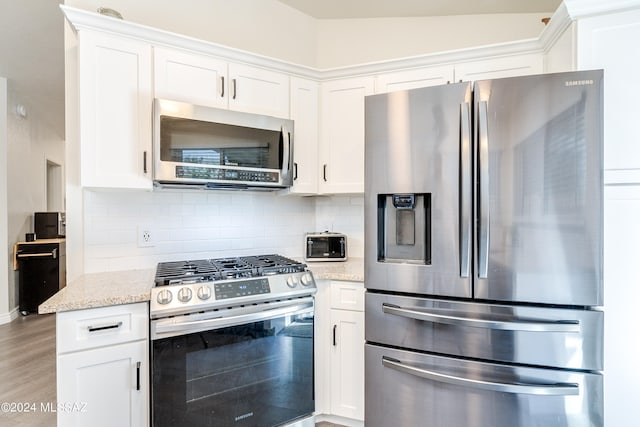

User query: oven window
[160,116,282,169]
[152,312,314,426]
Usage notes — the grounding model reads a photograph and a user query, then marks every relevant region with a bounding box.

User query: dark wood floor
[0,313,57,427]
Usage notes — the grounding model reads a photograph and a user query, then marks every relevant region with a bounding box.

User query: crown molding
[564,0,640,19]
[60,1,640,82]
[60,5,322,80]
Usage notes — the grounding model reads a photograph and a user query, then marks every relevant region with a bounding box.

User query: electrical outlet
[137,226,154,247]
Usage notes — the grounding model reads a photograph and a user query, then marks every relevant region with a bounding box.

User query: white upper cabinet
[154,47,290,118]
[319,77,375,194]
[154,47,227,108]
[228,63,290,118]
[78,30,153,189]
[375,65,455,93]
[454,53,543,82]
[577,9,640,175]
[289,77,319,194]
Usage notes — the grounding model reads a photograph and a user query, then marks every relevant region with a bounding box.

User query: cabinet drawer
[330,281,364,311]
[57,303,149,354]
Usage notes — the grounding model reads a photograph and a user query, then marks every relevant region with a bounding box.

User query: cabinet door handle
[136,361,141,391]
[87,321,122,333]
[294,162,298,181]
[220,76,225,98]
[232,78,237,99]
[143,151,148,174]
[333,324,337,346]
[323,164,328,182]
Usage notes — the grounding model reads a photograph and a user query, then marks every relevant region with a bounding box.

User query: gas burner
[154,254,307,286]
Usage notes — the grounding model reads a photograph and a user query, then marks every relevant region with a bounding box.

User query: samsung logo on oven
[235,412,253,421]
[565,79,594,86]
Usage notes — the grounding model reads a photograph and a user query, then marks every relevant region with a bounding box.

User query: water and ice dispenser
[377,193,430,264]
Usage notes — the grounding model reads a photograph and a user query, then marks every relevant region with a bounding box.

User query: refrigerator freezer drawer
[365,292,603,371]
[366,344,603,427]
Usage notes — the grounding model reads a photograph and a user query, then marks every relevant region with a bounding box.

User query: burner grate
[154,254,307,286]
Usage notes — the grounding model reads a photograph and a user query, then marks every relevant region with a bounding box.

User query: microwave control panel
[176,166,279,183]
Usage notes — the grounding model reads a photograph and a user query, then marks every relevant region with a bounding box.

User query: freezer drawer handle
[382,356,579,396]
[382,303,580,333]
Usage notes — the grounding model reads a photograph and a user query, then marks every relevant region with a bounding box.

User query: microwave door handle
[281,125,291,179]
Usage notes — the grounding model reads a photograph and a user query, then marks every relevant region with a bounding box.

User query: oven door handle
[152,298,314,339]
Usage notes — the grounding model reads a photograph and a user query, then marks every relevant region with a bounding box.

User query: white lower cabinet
[329,309,364,421]
[324,281,365,424]
[56,303,149,427]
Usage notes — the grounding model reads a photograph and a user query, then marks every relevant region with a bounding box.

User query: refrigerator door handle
[381,356,579,396]
[381,303,580,333]
[478,100,490,278]
[460,102,472,278]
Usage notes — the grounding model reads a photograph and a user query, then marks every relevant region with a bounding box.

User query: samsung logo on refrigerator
[565,79,594,86]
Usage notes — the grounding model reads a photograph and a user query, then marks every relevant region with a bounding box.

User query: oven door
[151,298,315,427]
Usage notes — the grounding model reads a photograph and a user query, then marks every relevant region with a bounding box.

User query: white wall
[64,0,318,67]
[4,87,65,316]
[82,190,316,272]
[315,196,364,258]
[316,14,550,68]
[0,77,9,322]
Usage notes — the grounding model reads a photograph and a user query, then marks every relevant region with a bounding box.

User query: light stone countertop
[304,257,364,282]
[38,258,365,314]
[38,268,155,314]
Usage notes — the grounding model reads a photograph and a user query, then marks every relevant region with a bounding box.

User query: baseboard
[0,307,19,325]
[315,413,364,427]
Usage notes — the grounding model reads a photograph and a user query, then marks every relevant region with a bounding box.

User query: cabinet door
[375,65,455,93]
[319,77,374,194]
[78,30,152,189]
[57,340,148,427]
[330,309,365,421]
[289,77,319,194]
[154,47,227,108]
[454,53,543,82]
[228,63,290,118]
[577,9,640,174]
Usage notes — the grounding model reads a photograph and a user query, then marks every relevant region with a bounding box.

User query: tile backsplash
[83,190,364,272]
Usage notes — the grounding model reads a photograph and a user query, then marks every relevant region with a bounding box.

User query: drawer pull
[87,321,123,333]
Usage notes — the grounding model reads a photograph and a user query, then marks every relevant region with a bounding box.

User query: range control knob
[177,287,193,303]
[286,276,299,288]
[301,273,314,287]
[157,289,173,305]
[197,285,212,300]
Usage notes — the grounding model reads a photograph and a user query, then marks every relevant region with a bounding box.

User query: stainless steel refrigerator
[364,70,603,427]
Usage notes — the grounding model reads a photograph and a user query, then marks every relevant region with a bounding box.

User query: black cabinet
[16,241,66,315]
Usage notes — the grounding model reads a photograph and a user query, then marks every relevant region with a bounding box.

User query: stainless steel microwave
[153,99,293,190]
[305,232,348,261]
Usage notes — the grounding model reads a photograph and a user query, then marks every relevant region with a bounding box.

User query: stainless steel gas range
[150,254,317,427]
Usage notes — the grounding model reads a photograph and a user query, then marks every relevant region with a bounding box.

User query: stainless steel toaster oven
[305,232,347,261]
